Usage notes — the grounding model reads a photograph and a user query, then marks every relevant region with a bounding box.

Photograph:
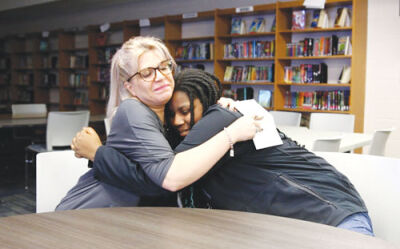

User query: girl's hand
[225,115,263,143]
[71,127,102,161]
[217,97,237,112]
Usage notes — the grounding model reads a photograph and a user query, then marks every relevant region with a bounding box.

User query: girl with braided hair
[71,68,373,236]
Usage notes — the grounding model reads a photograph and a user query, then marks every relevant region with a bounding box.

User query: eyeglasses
[127,59,173,83]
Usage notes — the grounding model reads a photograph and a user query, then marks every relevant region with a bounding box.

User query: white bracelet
[224,127,234,157]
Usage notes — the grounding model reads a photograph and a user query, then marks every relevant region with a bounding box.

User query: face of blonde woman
[126,49,174,109]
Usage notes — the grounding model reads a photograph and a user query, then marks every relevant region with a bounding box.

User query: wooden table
[0,207,397,249]
[278,125,373,152]
[0,114,105,128]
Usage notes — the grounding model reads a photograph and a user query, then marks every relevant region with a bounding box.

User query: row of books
[18,56,33,69]
[43,55,58,69]
[284,90,349,111]
[231,17,271,35]
[96,68,110,82]
[97,47,117,64]
[292,7,351,30]
[0,58,10,70]
[224,65,274,83]
[42,73,58,87]
[223,40,275,59]
[70,55,89,68]
[73,90,88,105]
[284,63,327,84]
[222,88,273,108]
[16,90,33,103]
[69,73,89,88]
[17,73,34,85]
[0,74,10,85]
[286,35,351,57]
[0,88,10,101]
[98,86,109,100]
[175,43,214,60]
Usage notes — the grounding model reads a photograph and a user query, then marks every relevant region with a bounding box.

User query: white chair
[12,104,47,118]
[316,152,400,246]
[36,150,90,213]
[309,113,355,133]
[104,117,112,135]
[25,110,90,189]
[270,111,301,126]
[368,127,396,156]
[312,137,342,152]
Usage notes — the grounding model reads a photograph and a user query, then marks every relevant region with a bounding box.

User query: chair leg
[24,151,34,190]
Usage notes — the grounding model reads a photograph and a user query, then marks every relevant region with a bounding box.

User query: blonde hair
[107,36,176,118]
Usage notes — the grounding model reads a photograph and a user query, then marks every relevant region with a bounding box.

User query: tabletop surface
[277,125,373,152]
[0,207,397,249]
[0,114,105,128]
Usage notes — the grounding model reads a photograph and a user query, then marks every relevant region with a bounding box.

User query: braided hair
[173,68,222,128]
[165,69,222,148]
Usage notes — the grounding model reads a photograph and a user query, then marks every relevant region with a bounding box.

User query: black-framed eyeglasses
[126,59,173,83]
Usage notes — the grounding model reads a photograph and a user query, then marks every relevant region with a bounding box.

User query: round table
[0,207,397,249]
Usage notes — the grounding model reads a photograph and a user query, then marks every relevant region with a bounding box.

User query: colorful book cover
[258,90,272,108]
[231,17,242,34]
[292,10,306,30]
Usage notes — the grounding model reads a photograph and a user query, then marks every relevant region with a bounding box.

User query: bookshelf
[274,0,366,132]
[58,30,89,111]
[165,10,215,74]
[1,0,367,133]
[214,3,276,108]
[0,38,12,113]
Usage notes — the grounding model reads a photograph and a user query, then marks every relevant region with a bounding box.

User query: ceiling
[0,0,143,24]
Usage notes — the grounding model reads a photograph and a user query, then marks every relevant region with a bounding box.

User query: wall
[0,0,274,35]
[364,0,400,158]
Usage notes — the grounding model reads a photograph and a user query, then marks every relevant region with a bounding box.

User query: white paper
[139,18,151,27]
[100,23,110,33]
[303,0,325,9]
[42,31,49,38]
[234,99,283,150]
[182,12,198,19]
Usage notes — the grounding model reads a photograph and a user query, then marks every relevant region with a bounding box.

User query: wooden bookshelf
[1,0,367,133]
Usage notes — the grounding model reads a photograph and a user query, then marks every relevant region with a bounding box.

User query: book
[236,87,254,100]
[317,9,329,28]
[335,7,351,27]
[339,65,351,83]
[270,16,276,32]
[223,66,233,81]
[337,36,351,55]
[292,10,306,30]
[310,10,320,28]
[258,89,272,108]
[231,17,246,34]
[248,17,265,33]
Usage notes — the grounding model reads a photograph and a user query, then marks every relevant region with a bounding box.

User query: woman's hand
[225,115,263,143]
[217,97,236,111]
[71,127,102,161]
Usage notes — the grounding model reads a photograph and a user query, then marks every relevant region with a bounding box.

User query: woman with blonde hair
[58,36,261,209]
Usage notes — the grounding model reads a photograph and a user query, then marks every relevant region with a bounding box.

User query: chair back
[104,117,112,135]
[36,150,90,213]
[369,127,396,156]
[270,111,301,126]
[316,152,400,246]
[11,104,47,118]
[46,110,90,151]
[312,137,342,152]
[310,113,354,132]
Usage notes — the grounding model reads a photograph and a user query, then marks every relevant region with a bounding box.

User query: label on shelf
[235,6,254,13]
[42,31,49,38]
[182,12,198,19]
[100,23,110,33]
[139,19,151,27]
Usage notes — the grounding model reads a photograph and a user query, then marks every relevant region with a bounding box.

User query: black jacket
[93,105,367,226]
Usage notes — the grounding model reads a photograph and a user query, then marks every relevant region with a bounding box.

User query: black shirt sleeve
[93,145,170,196]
